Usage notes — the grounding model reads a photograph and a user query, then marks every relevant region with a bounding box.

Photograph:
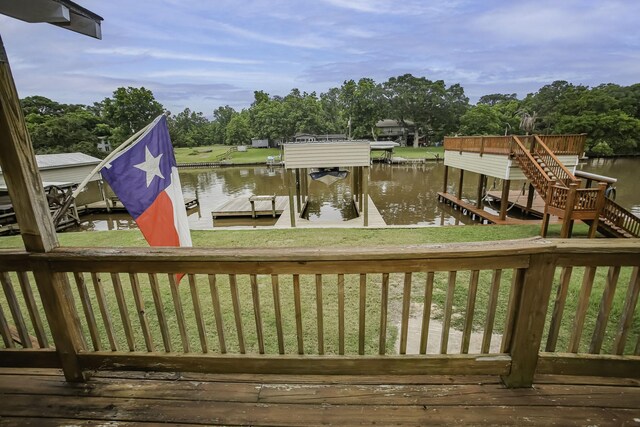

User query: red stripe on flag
[135,191,180,247]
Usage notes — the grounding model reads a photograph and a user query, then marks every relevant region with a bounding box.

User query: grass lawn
[227,148,281,164]
[174,145,230,163]
[175,145,444,164]
[0,224,636,356]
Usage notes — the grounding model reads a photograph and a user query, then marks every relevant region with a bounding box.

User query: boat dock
[212,196,288,219]
[275,196,387,228]
[485,190,546,217]
[437,192,525,225]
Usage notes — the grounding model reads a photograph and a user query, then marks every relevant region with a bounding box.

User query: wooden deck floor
[0,369,638,426]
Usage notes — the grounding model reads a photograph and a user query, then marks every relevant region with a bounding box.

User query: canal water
[75,157,640,231]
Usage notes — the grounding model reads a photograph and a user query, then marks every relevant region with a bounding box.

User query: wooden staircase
[511,136,639,238]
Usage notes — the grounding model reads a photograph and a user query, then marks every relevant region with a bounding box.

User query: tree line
[21,76,640,157]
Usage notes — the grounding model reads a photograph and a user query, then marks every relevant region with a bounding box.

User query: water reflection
[72,159,640,231]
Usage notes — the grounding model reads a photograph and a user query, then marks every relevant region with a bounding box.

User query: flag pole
[52,114,165,225]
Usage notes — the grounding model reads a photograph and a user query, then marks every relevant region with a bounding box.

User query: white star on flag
[134,146,164,187]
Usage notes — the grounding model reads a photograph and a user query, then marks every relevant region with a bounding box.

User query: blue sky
[1,0,638,116]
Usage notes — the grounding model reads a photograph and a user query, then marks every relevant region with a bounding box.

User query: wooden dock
[275,196,387,228]
[437,192,525,224]
[212,196,288,219]
[486,189,546,217]
[82,197,199,213]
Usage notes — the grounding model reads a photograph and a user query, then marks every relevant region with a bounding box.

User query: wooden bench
[249,195,276,218]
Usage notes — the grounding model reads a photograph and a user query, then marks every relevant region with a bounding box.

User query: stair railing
[511,136,555,200]
[601,198,640,237]
[532,136,580,188]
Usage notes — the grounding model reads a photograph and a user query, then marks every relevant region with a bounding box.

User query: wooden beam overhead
[0,0,103,39]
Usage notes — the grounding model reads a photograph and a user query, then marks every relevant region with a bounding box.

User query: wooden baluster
[129,273,154,352]
[208,274,226,354]
[399,272,412,355]
[0,302,13,348]
[545,267,573,352]
[338,274,345,355]
[111,273,135,352]
[73,272,101,351]
[315,274,324,355]
[419,272,434,354]
[168,274,189,353]
[91,272,117,351]
[482,269,502,354]
[461,270,479,354]
[590,267,621,354]
[17,272,48,348]
[188,274,208,353]
[229,274,245,354]
[272,275,285,355]
[501,269,525,353]
[613,267,639,355]
[379,273,389,355]
[250,274,264,354]
[293,274,304,354]
[440,271,456,354]
[358,273,366,355]
[502,253,555,388]
[568,267,597,353]
[0,272,31,347]
[149,273,171,352]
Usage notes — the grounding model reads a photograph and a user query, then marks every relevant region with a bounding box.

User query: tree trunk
[413,128,420,148]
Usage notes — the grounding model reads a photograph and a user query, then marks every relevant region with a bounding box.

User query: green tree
[226,111,252,145]
[100,87,164,143]
[167,108,211,147]
[458,104,504,135]
[478,93,518,106]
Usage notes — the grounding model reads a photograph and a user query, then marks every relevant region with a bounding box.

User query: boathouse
[441,135,640,238]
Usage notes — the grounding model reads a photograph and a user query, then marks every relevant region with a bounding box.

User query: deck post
[560,183,578,238]
[363,166,369,226]
[286,169,296,227]
[295,168,301,213]
[502,253,555,388]
[525,183,535,213]
[540,187,553,237]
[457,169,464,200]
[476,174,485,209]
[358,166,364,212]
[588,183,607,238]
[499,179,511,220]
[0,38,86,381]
[442,165,449,194]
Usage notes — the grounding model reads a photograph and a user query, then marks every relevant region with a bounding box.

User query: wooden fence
[0,239,638,387]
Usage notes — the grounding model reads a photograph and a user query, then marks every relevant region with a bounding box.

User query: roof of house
[376,119,415,128]
[0,153,101,173]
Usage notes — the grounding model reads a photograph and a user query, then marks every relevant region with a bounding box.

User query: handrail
[511,136,554,200]
[533,136,579,188]
[601,198,640,237]
[1,239,639,387]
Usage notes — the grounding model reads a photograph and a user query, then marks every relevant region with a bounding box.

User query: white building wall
[444,151,579,181]
[284,142,370,169]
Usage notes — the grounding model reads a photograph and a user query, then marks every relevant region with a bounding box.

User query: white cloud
[85,47,261,65]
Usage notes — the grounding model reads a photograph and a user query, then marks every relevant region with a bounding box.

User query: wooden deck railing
[1,239,638,387]
[443,134,585,156]
[538,134,586,155]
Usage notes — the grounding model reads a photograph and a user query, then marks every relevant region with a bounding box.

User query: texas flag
[100,115,192,249]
